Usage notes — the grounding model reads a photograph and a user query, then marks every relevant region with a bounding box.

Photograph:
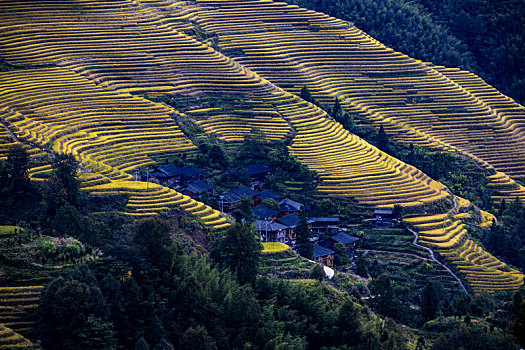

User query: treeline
[483,198,525,269]
[37,217,412,350]
[287,0,525,104]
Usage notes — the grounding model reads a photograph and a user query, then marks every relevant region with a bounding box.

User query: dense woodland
[290,0,525,104]
[2,138,525,349]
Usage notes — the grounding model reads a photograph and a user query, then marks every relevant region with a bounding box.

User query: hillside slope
[0,0,522,292]
[170,0,525,202]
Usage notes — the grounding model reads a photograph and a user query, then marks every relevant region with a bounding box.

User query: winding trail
[0,120,21,143]
[407,226,468,294]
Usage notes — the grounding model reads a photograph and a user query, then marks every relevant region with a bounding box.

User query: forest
[1,139,524,349]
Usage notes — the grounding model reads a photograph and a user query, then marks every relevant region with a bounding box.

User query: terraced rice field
[0,286,43,339]
[0,0,449,215]
[168,0,525,202]
[0,324,33,349]
[0,0,522,292]
[404,198,523,293]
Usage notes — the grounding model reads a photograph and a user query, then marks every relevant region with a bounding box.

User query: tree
[333,242,349,266]
[369,273,399,319]
[455,297,468,317]
[44,153,80,213]
[52,203,82,237]
[135,337,150,350]
[377,125,389,150]
[134,217,172,264]
[337,300,361,347]
[421,282,440,321]
[499,198,507,217]
[237,127,267,163]
[209,144,229,170]
[513,301,525,348]
[211,222,262,284]
[179,326,217,350]
[331,97,342,117]
[7,144,29,192]
[52,153,80,205]
[239,195,255,224]
[38,275,110,349]
[261,198,280,211]
[514,291,523,314]
[311,264,325,281]
[300,85,316,104]
[154,339,174,350]
[76,314,118,350]
[295,211,313,259]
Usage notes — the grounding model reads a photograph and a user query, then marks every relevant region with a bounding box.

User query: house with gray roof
[254,220,289,243]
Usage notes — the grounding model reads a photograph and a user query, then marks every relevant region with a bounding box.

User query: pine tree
[377,125,389,150]
[421,282,439,321]
[513,301,525,348]
[295,211,313,259]
[6,144,29,192]
[135,337,150,350]
[211,222,262,284]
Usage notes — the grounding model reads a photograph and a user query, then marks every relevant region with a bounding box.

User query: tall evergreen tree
[377,125,389,150]
[421,282,440,321]
[211,222,262,284]
[7,144,29,192]
[295,211,313,259]
[513,301,525,348]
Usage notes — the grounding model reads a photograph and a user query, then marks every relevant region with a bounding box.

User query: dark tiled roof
[330,232,360,245]
[254,220,288,232]
[149,171,168,179]
[276,214,300,228]
[242,164,271,177]
[185,180,214,195]
[179,165,205,178]
[259,190,281,201]
[374,209,393,215]
[156,164,180,177]
[313,244,334,258]
[155,165,206,178]
[278,198,304,212]
[253,205,279,219]
[220,192,241,203]
[308,217,340,223]
[231,186,260,198]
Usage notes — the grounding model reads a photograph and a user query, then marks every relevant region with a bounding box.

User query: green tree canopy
[211,222,262,284]
[295,211,313,259]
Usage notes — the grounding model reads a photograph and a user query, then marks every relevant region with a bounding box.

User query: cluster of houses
[147,163,362,267]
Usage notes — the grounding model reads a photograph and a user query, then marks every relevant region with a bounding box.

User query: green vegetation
[36,216,418,350]
[481,198,525,269]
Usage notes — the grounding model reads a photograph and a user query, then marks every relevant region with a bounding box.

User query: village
[144,162,399,268]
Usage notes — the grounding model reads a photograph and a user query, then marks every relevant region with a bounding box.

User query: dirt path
[407,226,468,294]
[0,121,21,143]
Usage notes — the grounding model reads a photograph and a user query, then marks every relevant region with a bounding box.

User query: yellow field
[262,242,290,253]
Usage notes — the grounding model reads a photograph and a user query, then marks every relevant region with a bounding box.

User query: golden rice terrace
[0,0,523,293]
